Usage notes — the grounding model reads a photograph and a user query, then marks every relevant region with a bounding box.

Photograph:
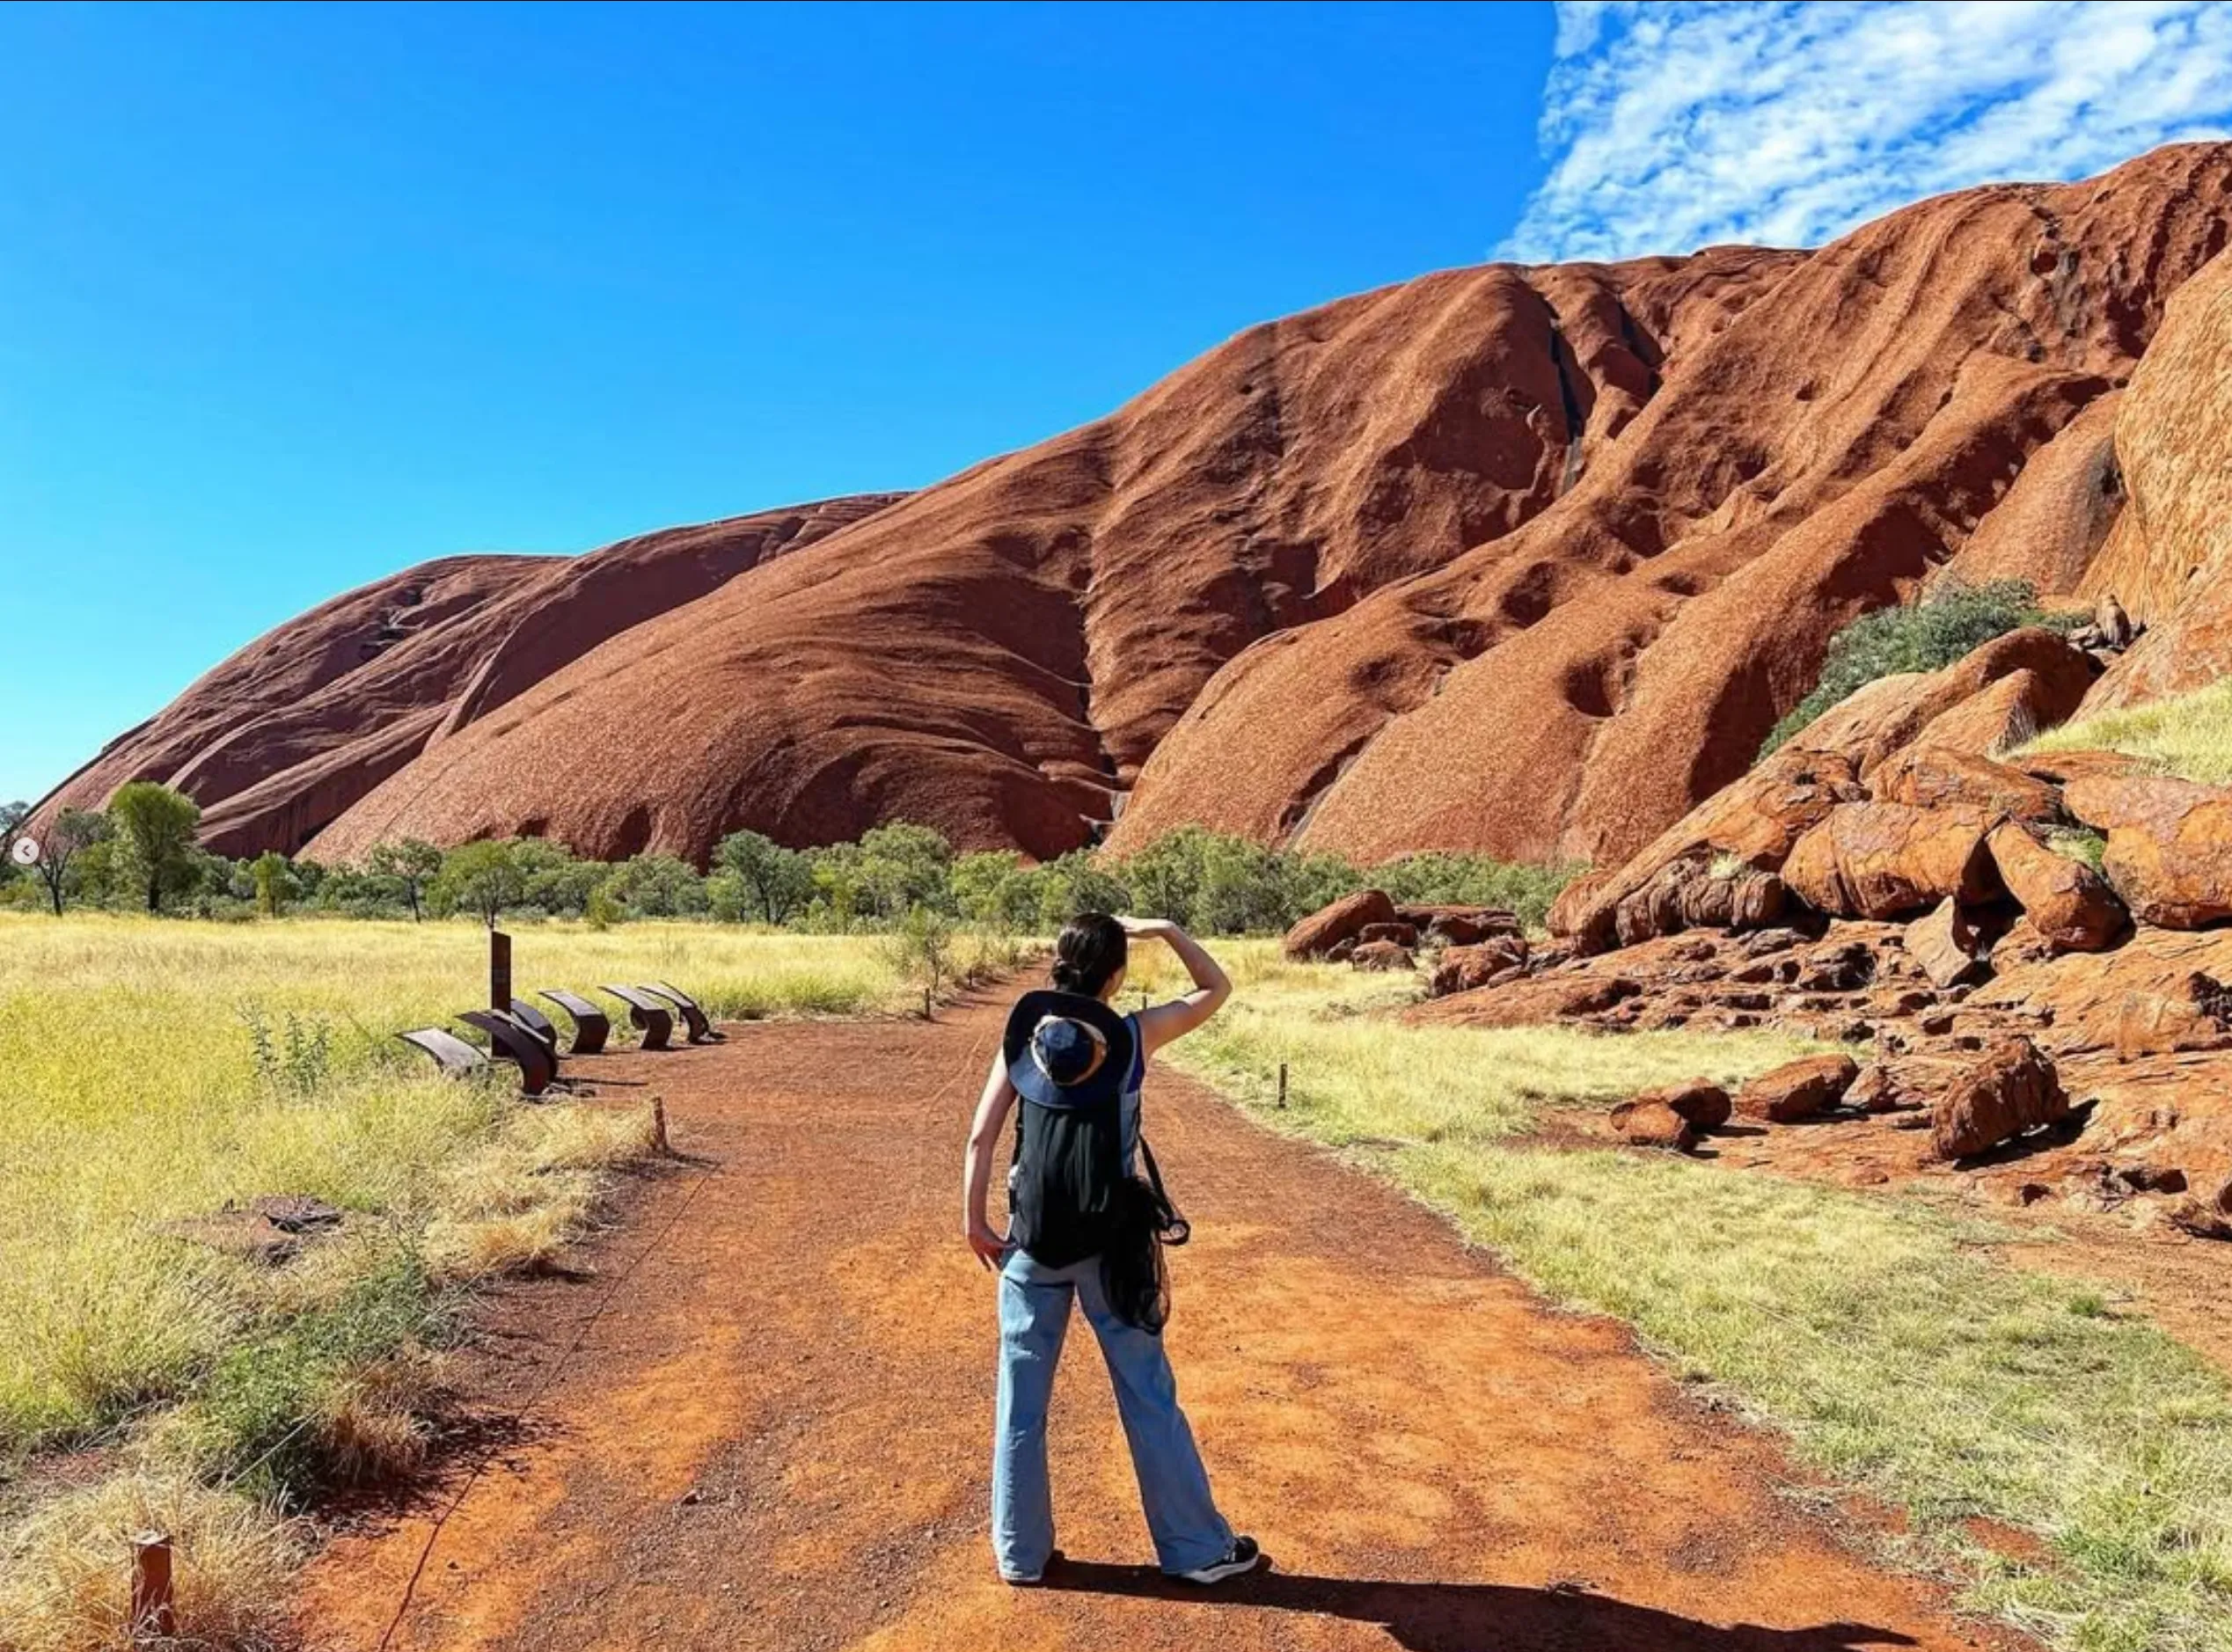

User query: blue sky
[5,1,2229,804]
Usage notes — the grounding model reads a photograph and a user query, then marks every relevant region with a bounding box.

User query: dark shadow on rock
[1039,1558,1922,1652]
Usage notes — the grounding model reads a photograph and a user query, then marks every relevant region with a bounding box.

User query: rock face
[2063,774,2232,929]
[1929,1036,2069,1160]
[28,499,903,856]
[1348,939,1416,972]
[1904,899,1990,990]
[1782,804,1999,921]
[1984,822,2126,951]
[35,147,2232,866]
[1284,890,1399,960]
[1428,937,1529,998]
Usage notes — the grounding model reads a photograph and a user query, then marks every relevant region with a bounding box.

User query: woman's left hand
[967,1220,1008,1270]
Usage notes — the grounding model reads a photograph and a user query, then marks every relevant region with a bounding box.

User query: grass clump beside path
[1150,945,2232,1652]
[0,915,909,1652]
[2021,676,2232,787]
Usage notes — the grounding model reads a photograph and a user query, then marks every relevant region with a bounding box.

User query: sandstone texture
[1929,1036,2070,1161]
[1738,1054,1860,1122]
[35,147,2232,870]
[1284,889,1398,959]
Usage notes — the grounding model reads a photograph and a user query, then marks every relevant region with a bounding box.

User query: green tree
[1034,848,1131,929]
[0,800,27,886]
[108,781,203,914]
[950,850,1044,932]
[857,822,954,917]
[515,840,603,918]
[31,808,110,916]
[808,843,868,928]
[250,851,297,917]
[714,830,816,925]
[366,838,443,921]
[432,839,526,928]
[599,853,707,917]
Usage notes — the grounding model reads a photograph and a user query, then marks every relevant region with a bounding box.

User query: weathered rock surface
[1628,1078,1735,1130]
[1985,821,2126,951]
[1428,937,1529,998]
[1929,1036,2069,1160]
[1284,890,1397,960]
[1738,1054,1860,1122]
[1782,804,2000,921]
[1348,939,1416,973]
[2063,773,2232,929]
[52,151,2232,868]
[1904,900,1991,990]
[1871,747,2065,828]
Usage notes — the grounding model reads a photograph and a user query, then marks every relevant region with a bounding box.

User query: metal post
[489,930,512,1013]
[131,1531,176,1638]
[1277,1063,1288,1109]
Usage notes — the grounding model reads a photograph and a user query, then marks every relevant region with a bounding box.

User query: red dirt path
[296,994,2028,1652]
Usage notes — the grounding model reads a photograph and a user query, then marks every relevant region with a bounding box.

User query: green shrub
[1759,580,2075,762]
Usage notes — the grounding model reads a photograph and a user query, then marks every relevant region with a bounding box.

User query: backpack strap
[1135,1136,1190,1247]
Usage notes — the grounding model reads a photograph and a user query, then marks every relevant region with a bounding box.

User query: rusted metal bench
[644,981,719,1044]
[458,1009,558,1098]
[508,998,561,1056]
[398,1027,489,1079]
[537,990,611,1056]
[600,985,675,1051]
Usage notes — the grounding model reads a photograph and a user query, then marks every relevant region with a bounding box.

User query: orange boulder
[1928,1036,2069,1160]
[1985,822,2127,951]
[1782,804,2000,920]
[1870,747,2064,828]
[2063,774,2232,929]
[1737,1054,1860,1122]
[1608,1099,1698,1151]
[1284,890,1396,960]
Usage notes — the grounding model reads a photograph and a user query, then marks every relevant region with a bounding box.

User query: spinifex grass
[1149,945,2232,1652]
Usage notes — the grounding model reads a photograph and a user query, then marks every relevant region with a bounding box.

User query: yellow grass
[0,914,904,1652]
[2021,676,2232,785]
[1157,944,2232,1652]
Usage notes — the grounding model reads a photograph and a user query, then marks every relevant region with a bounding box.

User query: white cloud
[1505,0,2232,263]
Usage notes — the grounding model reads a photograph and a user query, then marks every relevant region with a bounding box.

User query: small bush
[1759,580,2075,762]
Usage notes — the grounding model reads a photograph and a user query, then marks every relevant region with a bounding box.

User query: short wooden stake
[650,1096,671,1157]
[130,1531,176,1639]
[1277,1063,1288,1109]
[923,986,934,1021]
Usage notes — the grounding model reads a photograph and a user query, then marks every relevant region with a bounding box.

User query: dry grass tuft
[2020,676,2232,785]
[0,1472,299,1652]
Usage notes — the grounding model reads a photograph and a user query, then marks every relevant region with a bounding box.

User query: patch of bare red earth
[299,996,2026,1652]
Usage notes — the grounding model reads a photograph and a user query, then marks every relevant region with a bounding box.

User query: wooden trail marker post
[1277,1063,1288,1109]
[490,930,512,1013]
[130,1531,176,1638]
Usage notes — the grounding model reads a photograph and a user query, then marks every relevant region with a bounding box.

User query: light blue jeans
[992,1246,1233,1578]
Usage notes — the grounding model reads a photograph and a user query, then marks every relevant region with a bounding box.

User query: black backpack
[1010,1070,1190,1331]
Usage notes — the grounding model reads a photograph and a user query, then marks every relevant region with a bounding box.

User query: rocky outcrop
[1904,900,1991,990]
[1348,939,1416,972]
[1284,890,1398,960]
[1429,937,1529,998]
[2063,774,2232,929]
[1781,804,2000,921]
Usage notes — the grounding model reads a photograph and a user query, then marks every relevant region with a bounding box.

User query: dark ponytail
[1052,911,1127,998]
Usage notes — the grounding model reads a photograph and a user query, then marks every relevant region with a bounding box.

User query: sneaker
[1177,1536,1262,1585]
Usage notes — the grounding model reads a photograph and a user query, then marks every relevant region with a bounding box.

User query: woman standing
[961,912,1261,1586]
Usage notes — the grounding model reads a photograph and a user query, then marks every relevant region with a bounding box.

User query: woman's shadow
[1040,1559,1922,1652]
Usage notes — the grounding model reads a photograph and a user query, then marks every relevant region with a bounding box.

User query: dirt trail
[298,992,2026,1652]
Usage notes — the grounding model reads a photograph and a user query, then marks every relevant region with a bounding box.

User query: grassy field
[0,914,909,1652]
[1137,943,2232,1652]
[2022,676,2232,785]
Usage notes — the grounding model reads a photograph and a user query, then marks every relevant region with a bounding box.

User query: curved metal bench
[600,985,674,1051]
[398,1027,488,1079]
[508,998,561,1056]
[459,1009,558,1097]
[643,981,719,1044]
[536,990,611,1056]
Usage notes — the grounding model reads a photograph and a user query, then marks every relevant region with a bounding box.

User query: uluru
[32,143,2232,870]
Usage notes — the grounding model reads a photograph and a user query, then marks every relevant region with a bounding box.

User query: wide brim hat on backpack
[1003,989,1136,1110]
